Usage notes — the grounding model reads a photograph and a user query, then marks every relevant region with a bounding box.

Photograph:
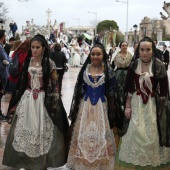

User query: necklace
[142,59,151,65]
[90,63,103,83]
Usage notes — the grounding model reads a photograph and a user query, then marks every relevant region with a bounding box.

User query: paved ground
[1,64,170,170]
[0,65,80,170]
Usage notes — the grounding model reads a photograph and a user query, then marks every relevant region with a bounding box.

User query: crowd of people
[0,28,170,170]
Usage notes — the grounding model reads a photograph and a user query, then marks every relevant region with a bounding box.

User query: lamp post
[133,24,138,43]
[72,18,79,34]
[116,0,129,42]
[88,11,97,36]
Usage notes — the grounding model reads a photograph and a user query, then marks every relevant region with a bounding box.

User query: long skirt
[115,94,170,170]
[3,90,67,170]
[66,98,116,170]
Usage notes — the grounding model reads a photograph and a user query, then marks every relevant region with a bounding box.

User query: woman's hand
[125,107,132,119]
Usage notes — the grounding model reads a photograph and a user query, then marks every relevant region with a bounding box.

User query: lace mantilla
[83,64,105,88]
[114,51,132,68]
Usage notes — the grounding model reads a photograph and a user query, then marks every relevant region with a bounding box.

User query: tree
[97,20,119,34]
[0,1,8,21]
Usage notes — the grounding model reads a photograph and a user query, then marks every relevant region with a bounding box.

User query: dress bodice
[83,66,106,105]
[28,66,43,90]
[113,51,132,68]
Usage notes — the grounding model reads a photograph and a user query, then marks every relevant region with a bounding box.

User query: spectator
[153,39,163,61]
[162,44,169,70]
[4,37,15,56]
[50,43,67,96]
[0,30,10,121]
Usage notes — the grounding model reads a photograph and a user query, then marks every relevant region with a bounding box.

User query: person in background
[9,40,22,59]
[162,44,169,70]
[11,22,18,38]
[111,41,132,129]
[4,37,15,56]
[50,43,67,96]
[3,34,69,170]
[153,39,163,61]
[7,39,30,108]
[0,30,10,121]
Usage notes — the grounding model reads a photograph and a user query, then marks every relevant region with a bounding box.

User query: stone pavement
[1,65,170,170]
[0,65,80,170]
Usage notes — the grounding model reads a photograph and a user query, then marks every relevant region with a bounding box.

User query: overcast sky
[5,0,165,33]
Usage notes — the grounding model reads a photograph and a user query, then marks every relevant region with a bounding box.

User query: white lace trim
[113,51,132,68]
[67,98,115,169]
[28,67,42,90]
[119,94,170,166]
[13,90,54,158]
[83,64,105,88]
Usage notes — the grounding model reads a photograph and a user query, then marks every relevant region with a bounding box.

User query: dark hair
[69,43,111,121]
[13,34,51,107]
[119,41,128,48]
[133,36,160,80]
[53,43,61,51]
[9,37,15,42]
[0,30,5,39]
[163,44,167,48]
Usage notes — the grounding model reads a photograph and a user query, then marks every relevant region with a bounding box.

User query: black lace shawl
[68,64,121,129]
[8,57,69,140]
[122,57,170,147]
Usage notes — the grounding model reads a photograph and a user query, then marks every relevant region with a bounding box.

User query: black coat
[163,49,169,64]
[51,51,67,68]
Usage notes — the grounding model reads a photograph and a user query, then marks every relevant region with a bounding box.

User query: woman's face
[31,40,45,58]
[90,47,103,66]
[120,42,128,52]
[139,41,153,62]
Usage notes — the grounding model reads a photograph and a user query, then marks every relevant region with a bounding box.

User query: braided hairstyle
[69,43,111,122]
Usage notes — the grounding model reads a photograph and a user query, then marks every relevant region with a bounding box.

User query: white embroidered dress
[119,59,170,167]
[12,60,55,158]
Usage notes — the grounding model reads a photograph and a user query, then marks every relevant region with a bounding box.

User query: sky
[4,0,166,33]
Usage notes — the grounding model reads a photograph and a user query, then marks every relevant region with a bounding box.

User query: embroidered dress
[112,51,132,123]
[116,59,170,170]
[66,65,116,170]
[3,59,67,170]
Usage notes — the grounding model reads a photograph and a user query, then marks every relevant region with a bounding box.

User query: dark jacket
[51,51,67,68]
[163,49,169,64]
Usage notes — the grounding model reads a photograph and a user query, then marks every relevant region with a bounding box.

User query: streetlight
[116,0,129,42]
[88,11,97,36]
[72,18,79,34]
[133,24,138,42]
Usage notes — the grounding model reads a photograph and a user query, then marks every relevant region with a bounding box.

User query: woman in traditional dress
[66,43,119,170]
[111,41,132,127]
[3,34,69,170]
[116,36,170,169]
[72,42,81,67]
[80,43,90,65]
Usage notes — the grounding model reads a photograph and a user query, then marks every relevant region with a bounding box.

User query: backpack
[9,52,20,77]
